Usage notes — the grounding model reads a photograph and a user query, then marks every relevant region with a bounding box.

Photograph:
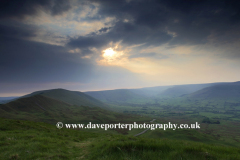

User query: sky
[1,0,240,96]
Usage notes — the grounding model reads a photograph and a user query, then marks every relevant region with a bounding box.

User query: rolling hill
[158,83,224,97]
[0,89,137,124]
[22,88,108,108]
[187,81,240,100]
[0,93,135,125]
[84,82,227,104]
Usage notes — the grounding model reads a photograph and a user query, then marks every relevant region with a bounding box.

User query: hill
[0,94,134,125]
[22,88,108,108]
[0,96,18,104]
[158,83,223,97]
[0,97,18,101]
[187,81,240,100]
[84,82,227,103]
[129,86,172,97]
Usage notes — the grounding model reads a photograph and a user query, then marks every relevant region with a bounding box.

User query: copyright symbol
[56,122,63,129]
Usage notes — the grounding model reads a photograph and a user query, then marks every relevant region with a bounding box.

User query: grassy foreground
[0,118,240,160]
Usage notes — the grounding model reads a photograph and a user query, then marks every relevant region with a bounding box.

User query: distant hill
[0,96,18,104]
[22,88,107,108]
[129,86,172,97]
[158,83,225,97]
[84,89,147,103]
[187,81,240,100]
[0,94,129,124]
[84,82,230,103]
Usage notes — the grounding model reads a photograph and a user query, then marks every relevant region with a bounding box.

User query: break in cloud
[1,0,240,96]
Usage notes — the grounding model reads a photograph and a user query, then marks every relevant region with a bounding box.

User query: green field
[1,118,240,160]
[106,96,240,149]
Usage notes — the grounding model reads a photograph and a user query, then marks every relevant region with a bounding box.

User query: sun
[103,48,115,57]
[100,47,124,64]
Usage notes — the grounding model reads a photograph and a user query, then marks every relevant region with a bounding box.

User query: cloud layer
[1,0,240,96]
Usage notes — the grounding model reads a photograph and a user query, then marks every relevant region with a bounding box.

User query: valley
[85,81,240,148]
[1,81,240,159]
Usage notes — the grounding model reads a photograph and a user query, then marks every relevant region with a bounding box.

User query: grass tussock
[88,135,240,160]
[0,117,98,160]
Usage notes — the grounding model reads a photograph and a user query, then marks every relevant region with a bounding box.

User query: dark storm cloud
[109,21,172,46]
[0,22,37,40]
[222,0,240,23]
[68,20,172,51]
[68,35,108,49]
[1,0,240,50]
[78,0,239,46]
[0,0,71,19]
[67,34,110,55]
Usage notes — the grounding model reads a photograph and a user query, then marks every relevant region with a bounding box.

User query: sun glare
[100,46,124,64]
[103,48,115,57]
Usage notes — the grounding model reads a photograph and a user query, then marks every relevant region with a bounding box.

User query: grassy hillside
[1,117,240,160]
[0,94,143,125]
